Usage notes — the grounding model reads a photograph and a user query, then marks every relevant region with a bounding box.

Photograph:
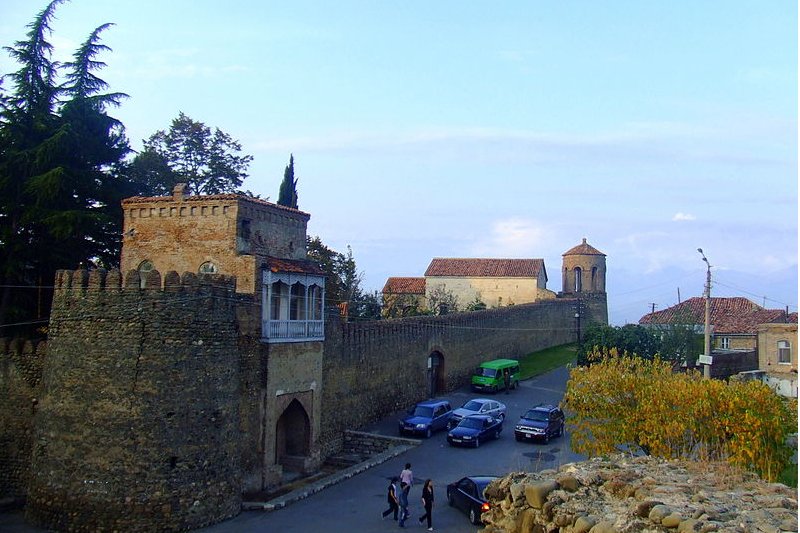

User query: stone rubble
[481,454,797,533]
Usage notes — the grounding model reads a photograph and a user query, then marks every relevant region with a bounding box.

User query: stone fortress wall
[21,268,243,532]
[319,294,607,456]
[0,265,606,531]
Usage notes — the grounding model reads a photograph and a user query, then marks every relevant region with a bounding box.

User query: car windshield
[458,418,485,429]
[476,367,496,377]
[462,400,483,412]
[412,406,434,418]
[523,409,549,422]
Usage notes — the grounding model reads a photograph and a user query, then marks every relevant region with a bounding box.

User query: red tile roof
[382,277,426,295]
[424,258,545,278]
[639,297,797,335]
[263,256,326,276]
[563,238,605,257]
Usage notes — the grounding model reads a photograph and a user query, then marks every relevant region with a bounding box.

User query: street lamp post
[697,248,712,379]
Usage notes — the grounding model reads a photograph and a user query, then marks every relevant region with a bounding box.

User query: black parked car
[513,404,565,443]
[446,475,497,525]
[447,415,503,448]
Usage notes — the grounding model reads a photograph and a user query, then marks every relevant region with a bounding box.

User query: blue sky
[1,1,797,324]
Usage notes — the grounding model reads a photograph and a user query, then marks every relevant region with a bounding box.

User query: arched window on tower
[137,260,154,288]
[573,267,582,292]
[591,267,598,291]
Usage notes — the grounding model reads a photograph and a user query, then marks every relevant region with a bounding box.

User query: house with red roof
[381,276,427,318]
[381,257,557,316]
[423,258,555,310]
[640,297,797,392]
[639,297,796,352]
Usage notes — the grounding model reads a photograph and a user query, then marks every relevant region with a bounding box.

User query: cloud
[249,122,792,169]
[672,212,696,221]
[469,218,552,257]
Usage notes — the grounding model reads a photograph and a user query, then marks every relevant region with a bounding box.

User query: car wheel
[469,507,479,525]
[447,490,454,507]
[498,413,505,421]
[425,427,432,438]
[543,432,550,444]
[515,435,523,442]
[494,429,501,440]
[474,437,480,448]
[557,424,564,437]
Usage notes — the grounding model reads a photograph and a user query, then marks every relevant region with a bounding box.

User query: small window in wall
[138,260,154,288]
[720,337,730,349]
[239,219,251,240]
[199,261,218,274]
[778,340,791,364]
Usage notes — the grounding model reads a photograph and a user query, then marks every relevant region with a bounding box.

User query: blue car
[399,399,453,438]
[447,414,503,448]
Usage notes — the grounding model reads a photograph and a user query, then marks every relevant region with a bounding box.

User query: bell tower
[562,238,606,295]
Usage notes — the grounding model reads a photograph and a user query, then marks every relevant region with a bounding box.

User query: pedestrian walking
[399,462,413,491]
[397,481,410,527]
[503,368,511,394]
[382,476,399,520]
[417,478,434,530]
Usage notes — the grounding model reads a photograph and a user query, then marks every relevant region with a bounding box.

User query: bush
[564,348,797,482]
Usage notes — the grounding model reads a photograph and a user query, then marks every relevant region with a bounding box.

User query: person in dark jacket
[381,477,399,520]
[417,479,435,530]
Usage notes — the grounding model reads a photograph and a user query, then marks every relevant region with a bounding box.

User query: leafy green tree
[0,0,131,335]
[427,284,459,315]
[578,323,660,365]
[465,295,487,311]
[131,112,252,196]
[277,153,298,208]
[383,293,427,318]
[306,237,377,321]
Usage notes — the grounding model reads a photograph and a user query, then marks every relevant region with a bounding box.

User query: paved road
[1,365,582,533]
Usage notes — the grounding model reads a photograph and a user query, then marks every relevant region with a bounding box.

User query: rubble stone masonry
[23,268,242,532]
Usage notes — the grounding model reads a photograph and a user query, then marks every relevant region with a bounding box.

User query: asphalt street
[1,365,582,533]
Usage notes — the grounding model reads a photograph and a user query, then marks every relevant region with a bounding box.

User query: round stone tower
[562,238,606,295]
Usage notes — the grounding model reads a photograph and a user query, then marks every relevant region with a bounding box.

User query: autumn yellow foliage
[564,348,798,481]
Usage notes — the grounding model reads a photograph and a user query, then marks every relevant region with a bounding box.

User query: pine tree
[0,1,132,335]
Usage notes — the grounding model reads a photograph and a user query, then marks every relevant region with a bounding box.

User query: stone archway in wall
[428,351,445,397]
[275,398,311,473]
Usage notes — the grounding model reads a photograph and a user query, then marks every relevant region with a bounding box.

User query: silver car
[447,398,506,429]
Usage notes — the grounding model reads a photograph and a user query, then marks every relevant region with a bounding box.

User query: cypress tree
[277,153,298,208]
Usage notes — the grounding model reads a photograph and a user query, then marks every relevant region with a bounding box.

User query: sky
[1,1,797,325]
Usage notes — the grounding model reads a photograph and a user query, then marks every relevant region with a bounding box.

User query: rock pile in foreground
[482,454,797,533]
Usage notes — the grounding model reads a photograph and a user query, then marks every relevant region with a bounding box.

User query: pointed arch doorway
[275,398,310,475]
[428,351,445,397]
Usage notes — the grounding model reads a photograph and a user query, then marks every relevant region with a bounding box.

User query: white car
[447,398,507,429]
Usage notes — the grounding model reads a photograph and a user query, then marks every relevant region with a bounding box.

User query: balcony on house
[262,265,325,343]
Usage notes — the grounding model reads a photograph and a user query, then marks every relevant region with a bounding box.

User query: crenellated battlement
[54,268,237,295]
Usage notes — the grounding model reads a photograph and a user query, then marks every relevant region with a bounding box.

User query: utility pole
[574,301,582,345]
[698,248,712,379]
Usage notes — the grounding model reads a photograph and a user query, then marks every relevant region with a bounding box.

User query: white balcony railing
[264,319,324,342]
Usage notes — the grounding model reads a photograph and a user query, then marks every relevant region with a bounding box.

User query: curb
[242,440,419,512]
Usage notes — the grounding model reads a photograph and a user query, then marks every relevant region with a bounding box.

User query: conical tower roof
[563,238,605,257]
